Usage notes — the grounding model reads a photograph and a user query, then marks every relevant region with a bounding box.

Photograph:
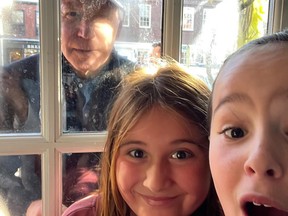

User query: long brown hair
[99,59,222,216]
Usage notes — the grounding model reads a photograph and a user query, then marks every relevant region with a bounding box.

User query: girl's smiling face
[210,44,288,216]
[116,106,210,216]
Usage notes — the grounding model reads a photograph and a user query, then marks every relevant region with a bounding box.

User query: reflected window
[183,7,195,31]
[122,3,130,27]
[181,0,270,88]
[139,4,151,28]
[12,10,25,36]
[12,10,24,24]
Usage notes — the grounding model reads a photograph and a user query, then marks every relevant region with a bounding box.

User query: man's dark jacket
[0,51,134,215]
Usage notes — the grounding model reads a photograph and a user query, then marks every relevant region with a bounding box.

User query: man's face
[61,0,121,77]
[151,45,161,58]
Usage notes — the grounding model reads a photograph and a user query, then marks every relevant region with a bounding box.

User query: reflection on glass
[181,0,270,88]
[0,0,40,133]
[0,154,41,215]
[62,152,101,208]
[61,0,163,133]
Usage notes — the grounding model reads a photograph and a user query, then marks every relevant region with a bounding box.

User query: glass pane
[60,0,163,209]
[0,0,40,134]
[181,0,270,88]
[61,0,163,133]
[62,152,101,207]
[0,154,41,216]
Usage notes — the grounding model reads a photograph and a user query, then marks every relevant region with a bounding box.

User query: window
[123,3,130,27]
[180,0,270,88]
[12,10,24,24]
[182,7,195,31]
[0,0,284,215]
[139,4,151,28]
[12,10,25,36]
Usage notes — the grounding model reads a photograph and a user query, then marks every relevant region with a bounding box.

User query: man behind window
[0,0,134,215]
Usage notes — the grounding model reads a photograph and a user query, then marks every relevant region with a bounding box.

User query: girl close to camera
[63,59,222,216]
[209,30,288,216]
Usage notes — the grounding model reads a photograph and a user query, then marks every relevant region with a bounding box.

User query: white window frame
[0,0,283,215]
[139,4,151,28]
[123,3,130,27]
[12,10,24,24]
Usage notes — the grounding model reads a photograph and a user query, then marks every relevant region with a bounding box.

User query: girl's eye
[221,127,245,138]
[128,149,145,158]
[171,151,193,159]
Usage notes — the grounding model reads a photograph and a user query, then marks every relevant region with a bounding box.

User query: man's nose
[77,19,95,39]
[243,132,284,179]
[142,161,173,192]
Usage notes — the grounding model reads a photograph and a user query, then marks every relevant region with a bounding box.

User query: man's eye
[63,11,81,20]
[171,151,192,159]
[222,127,245,138]
[128,149,145,158]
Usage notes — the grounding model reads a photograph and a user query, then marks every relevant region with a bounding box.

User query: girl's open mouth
[244,202,288,216]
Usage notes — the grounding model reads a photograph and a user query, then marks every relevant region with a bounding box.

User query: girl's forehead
[217,43,288,83]
[212,44,288,111]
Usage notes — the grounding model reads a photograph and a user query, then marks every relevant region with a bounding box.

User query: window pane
[61,0,163,133]
[0,154,41,215]
[62,152,101,207]
[181,0,270,88]
[60,0,163,209]
[183,7,195,31]
[0,0,40,134]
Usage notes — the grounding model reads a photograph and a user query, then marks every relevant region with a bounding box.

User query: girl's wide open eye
[171,150,193,160]
[128,149,145,158]
[221,127,245,139]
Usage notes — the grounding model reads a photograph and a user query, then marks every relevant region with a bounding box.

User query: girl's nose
[143,161,172,192]
[244,135,284,179]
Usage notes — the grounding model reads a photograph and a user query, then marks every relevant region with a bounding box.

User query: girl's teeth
[253,202,261,206]
[264,204,271,207]
[252,202,271,207]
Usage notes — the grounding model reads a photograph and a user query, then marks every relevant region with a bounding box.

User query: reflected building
[0,0,224,66]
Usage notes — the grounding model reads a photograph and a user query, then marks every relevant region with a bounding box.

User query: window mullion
[40,0,61,214]
[162,0,182,61]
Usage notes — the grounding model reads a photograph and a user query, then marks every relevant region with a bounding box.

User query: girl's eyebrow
[213,92,252,114]
[214,89,288,115]
[119,140,145,147]
[120,139,208,149]
[171,139,209,150]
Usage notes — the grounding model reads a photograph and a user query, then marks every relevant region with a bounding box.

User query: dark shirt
[1,50,134,132]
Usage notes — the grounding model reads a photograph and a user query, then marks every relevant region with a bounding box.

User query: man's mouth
[244,202,288,216]
[74,48,93,53]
